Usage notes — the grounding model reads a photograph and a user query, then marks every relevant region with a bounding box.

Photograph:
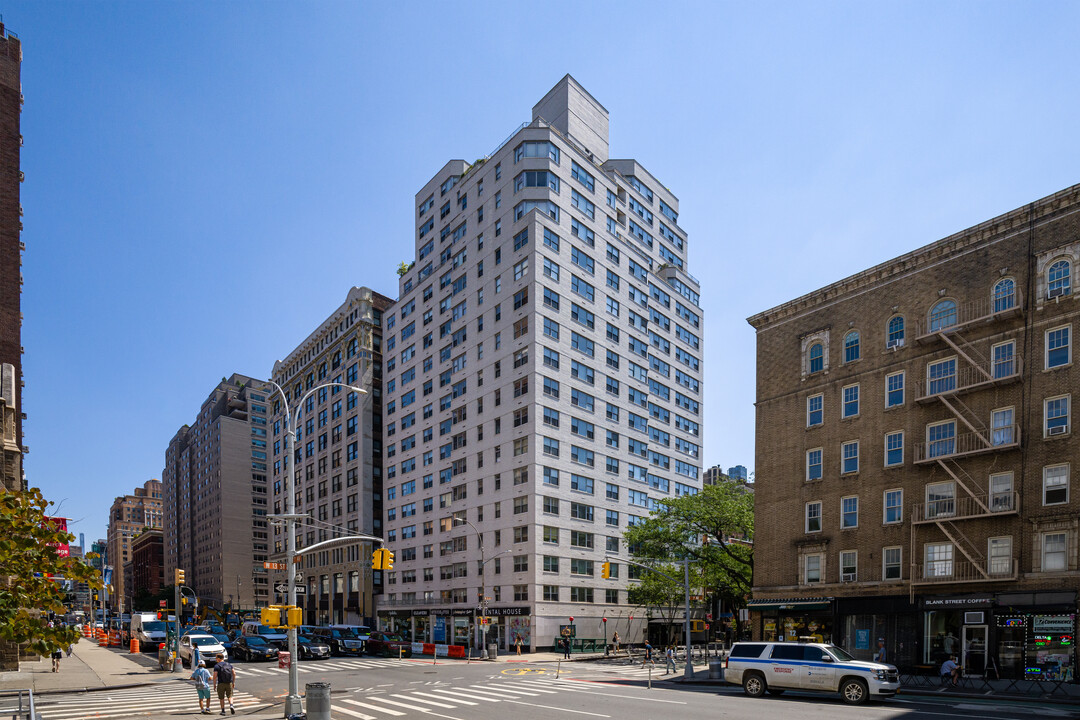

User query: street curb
[0,676,184,697]
[671,678,1080,707]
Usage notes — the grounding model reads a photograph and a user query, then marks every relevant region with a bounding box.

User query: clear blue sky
[12,1,1080,545]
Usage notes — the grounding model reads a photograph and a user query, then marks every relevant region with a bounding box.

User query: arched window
[993,278,1016,313]
[887,316,905,348]
[1048,260,1071,299]
[929,300,957,333]
[844,331,860,363]
[809,343,824,374]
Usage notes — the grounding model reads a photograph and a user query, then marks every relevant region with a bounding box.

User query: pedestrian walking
[515,636,523,656]
[64,643,73,658]
[664,646,676,674]
[50,647,62,672]
[642,641,655,668]
[612,631,620,654]
[873,638,887,663]
[212,653,236,715]
[190,659,213,714]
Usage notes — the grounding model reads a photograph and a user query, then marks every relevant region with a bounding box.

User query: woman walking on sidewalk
[50,647,62,672]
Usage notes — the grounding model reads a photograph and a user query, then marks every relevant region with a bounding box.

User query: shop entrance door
[962,625,986,677]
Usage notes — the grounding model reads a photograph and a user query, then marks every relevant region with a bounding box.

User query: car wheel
[743,672,767,698]
[840,678,868,705]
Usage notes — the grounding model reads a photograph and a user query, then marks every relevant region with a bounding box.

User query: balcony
[914,356,1023,403]
[911,557,1018,585]
[912,492,1019,524]
[914,288,1023,342]
[914,425,1020,464]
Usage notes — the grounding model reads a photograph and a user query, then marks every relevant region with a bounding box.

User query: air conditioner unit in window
[887,339,905,350]
[964,612,984,624]
[1049,287,1067,299]
[841,572,856,583]
[1049,425,1068,436]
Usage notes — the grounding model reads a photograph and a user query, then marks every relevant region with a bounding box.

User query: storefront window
[994,614,1075,681]
[924,610,961,665]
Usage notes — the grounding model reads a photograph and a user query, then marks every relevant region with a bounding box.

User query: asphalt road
[26,655,1080,720]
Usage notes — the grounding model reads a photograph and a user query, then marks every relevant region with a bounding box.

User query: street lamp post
[262,380,366,718]
[453,518,511,658]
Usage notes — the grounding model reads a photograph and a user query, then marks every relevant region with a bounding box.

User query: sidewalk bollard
[556,658,561,679]
[306,681,331,720]
[648,663,652,690]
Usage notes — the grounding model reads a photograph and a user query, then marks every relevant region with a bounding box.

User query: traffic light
[157,612,164,620]
[372,548,395,570]
[261,606,283,628]
[384,549,394,570]
[175,568,185,585]
[601,562,611,579]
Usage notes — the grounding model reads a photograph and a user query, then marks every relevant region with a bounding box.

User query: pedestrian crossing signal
[601,562,611,579]
[372,548,395,570]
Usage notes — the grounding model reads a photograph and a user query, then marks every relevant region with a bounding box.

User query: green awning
[748,598,833,611]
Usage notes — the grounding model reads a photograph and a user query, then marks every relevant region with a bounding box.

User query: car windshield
[334,629,356,638]
[213,634,229,643]
[190,637,218,647]
[142,622,166,632]
[247,637,268,646]
[383,635,404,642]
[257,626,283,635]
[826,645,856,662]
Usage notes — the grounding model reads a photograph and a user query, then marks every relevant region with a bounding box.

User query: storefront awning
[748,597,833,611]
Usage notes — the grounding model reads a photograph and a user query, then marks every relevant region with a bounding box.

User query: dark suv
[311,627,364,656]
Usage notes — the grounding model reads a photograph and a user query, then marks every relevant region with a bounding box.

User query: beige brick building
[748,183,1080,682]
[106,479,163,610]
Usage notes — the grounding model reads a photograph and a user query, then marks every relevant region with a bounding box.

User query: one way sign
[274,583,306,594]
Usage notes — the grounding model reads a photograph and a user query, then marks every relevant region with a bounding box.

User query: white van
[130,613,168,652]
[241,621,289,648]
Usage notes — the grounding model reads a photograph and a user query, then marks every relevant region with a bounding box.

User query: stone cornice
[747,182,1080,331]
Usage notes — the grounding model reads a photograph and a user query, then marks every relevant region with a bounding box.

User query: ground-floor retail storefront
[749,591,1076,682]
[377,607,532,653]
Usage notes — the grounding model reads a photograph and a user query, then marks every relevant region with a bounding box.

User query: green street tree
[624,480,754,636]
[0,488,102,656]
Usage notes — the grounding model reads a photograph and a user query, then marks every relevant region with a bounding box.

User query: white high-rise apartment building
[380,76,704,652]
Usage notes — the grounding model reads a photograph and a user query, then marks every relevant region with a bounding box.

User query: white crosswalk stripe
[329,675,664,720]
[33,682,269,720]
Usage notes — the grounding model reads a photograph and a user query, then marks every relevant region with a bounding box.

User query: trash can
[487,643,498,660]
[158,644,168,671]
[709,659,724,680]
[306,682,332,720]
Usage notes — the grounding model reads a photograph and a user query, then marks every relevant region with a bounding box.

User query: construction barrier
[130,638,140,654]
[97,630,107,647]
[422,643,435,656]
[447,645,466,659]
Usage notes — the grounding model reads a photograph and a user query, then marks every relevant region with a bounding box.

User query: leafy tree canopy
[0,488,102,655]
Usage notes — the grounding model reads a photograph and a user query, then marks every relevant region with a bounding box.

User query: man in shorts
[212,653,236,715]
[189,659,212,714]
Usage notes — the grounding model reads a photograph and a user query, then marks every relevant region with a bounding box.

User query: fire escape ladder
[937,521,989,578]
[936,459,990,514]
[937,395,991,447]
[939,330,992,380]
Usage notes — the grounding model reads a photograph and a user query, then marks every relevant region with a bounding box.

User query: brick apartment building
[748,183,1080,683]
[129,529,164,600]
[106,479,163,611]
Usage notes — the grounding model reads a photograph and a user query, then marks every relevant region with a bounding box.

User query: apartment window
[808,342,824,373]
[843,331,860,362]
[886,371,904,408]
[1045,395,1070,436]
[993,277,1016,312]
[806,448,822,481]
[883,547,902,580]
[841,440,858,474]
[798,395,821,429]
[1048,259,1071,299]
[805,501,821,533]
[804,554,822,584]
[989,537,1012,576]
[842,384,859,418]
[929,299,958,332]
[1044,464,1069,505]
[925,542,953,578]
[1047,326,1071,368]
[841,496,858,528]
[840,551,857,582]
[927,357,957,395]
[927,420,956,458]
[885,431,903,467]
[884,489,902,524]
[543,585,559,601]
[886,315,905,348]
[1042,532,1068,571]
[992,407,1014,446]
[993,341,1016,378]
[991,472,1014,512]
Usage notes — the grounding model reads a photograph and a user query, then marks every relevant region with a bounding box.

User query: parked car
[310,627,364,656]
[179,633,227,668]
[365,631,412,658]
[232,635,280,662]
[296,635,332,660]
[725,641,899,705]
[241,621,289,649]
[333,624,371,651]
[212,633,233,652]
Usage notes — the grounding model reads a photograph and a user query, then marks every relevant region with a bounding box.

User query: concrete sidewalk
[0,636,183,695]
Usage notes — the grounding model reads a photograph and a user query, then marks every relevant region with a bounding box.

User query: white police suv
[725,641,900,704]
